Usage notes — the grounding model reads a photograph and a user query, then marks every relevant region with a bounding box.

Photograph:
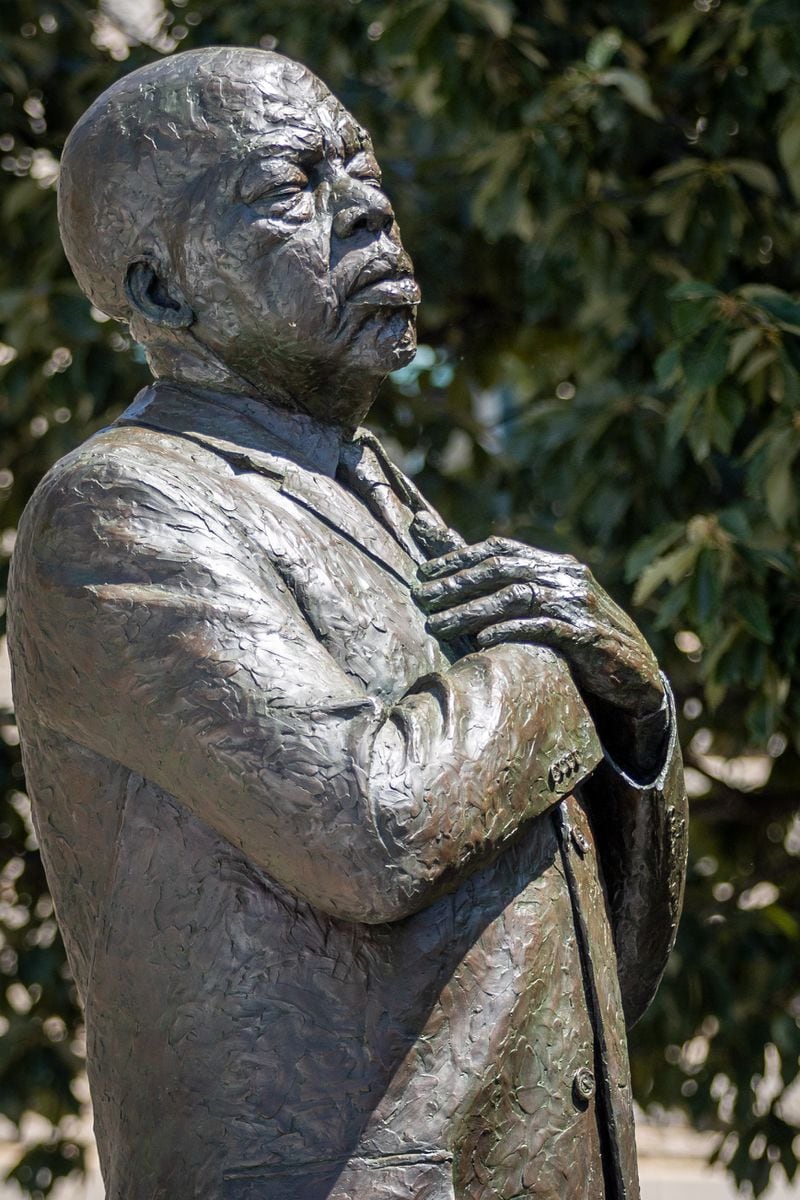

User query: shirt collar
[119,379,344,478]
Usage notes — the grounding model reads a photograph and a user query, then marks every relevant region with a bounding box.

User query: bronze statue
[7,47,687,1200]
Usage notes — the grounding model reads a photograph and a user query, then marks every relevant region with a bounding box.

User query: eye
[239,163,309,207]
[347,151,382,188]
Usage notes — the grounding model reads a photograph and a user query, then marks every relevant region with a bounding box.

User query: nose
[331,175,394,239]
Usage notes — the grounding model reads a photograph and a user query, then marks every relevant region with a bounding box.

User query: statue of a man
[7,47,687,1200]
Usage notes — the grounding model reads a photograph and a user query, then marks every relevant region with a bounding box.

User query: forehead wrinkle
[227,105,371,164]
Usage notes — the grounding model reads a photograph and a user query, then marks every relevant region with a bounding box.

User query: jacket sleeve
[10,445,602,925]
[583,682,688,1027]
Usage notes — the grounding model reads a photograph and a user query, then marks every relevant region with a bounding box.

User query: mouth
[346,256,421,308]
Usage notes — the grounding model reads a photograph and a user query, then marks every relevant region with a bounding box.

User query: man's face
[168,65,419,415]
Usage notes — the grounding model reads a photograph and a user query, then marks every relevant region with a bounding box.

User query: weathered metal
[7,47,688,1200]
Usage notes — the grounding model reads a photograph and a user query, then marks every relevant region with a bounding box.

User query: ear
[125,259,194,330]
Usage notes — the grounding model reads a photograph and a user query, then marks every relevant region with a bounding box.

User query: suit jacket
[7,382,688,1200]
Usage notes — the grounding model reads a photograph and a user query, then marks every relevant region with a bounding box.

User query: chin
[348,306,418,374]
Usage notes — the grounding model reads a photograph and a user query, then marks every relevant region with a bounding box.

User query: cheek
[267,242,331,315]
[177,208,338,337]
[235,233,337,339]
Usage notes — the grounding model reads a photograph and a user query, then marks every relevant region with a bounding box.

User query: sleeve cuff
[601,672,678,791]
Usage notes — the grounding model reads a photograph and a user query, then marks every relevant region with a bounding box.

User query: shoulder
[31,420,231,506]
[9,422,259,618]
[18,421,238,548]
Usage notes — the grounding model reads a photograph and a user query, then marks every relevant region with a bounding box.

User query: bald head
[58,47,352,321]
[58,45,417,420]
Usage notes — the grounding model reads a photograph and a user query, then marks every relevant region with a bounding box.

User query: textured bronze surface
[7,47,688,1200]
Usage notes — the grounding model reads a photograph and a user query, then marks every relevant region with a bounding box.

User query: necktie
[337,430,466,564]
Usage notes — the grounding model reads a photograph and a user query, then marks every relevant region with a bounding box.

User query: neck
[143,328,380,437]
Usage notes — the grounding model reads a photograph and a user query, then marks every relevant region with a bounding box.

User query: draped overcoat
[8,383,688,1200]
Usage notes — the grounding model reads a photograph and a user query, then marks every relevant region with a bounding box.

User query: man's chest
[223,462,452,701]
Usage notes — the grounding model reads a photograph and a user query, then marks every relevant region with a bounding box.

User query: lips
[345,253,421,307]
[350,276,421,307]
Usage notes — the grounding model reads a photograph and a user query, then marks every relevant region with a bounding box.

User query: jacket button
[573,1067,596,1105]
[571,828,590,857]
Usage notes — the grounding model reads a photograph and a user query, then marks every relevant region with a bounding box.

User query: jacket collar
[118,381,343,478]
[115,381,422,585]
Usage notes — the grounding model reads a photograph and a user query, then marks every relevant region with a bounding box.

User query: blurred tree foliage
[0,0,799,1195]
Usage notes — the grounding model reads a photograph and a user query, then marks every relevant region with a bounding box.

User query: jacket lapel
[116,386,420,587]
[276,460,419,586]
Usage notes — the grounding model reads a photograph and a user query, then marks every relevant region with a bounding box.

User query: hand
[414,536,665,725]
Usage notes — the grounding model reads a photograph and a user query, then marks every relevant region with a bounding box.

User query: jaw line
[186,321,385,425]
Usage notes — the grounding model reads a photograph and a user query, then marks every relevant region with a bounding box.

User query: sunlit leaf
[596,67,662,119]
[633,541,701,604]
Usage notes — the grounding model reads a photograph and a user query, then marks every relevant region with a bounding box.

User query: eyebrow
[236,135,379,189]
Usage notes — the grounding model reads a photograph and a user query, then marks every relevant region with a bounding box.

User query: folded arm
[12,447,600,924]
[413,529,689,1022]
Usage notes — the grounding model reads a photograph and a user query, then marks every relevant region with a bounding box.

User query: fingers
[474,620,665,718]
[409,511,466,558]
[415,555,542,612]
[426,582,542,640]
[417,536,523,580]
[414,534,665,718]
[475,617,580,650]
[419,534,582,578]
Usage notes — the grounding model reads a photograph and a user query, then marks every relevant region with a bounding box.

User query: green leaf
[651,579,690,630]
[708,392,740,455]
[765,455,797,528]
[727,158,780,197]
[625,522,685,582]
[717,506,752,541]
[596,68,662,119]
[691,546,724,625]
[654,344,681,388]
[763,905,800,939]
[686,398,711,462]
[739,347,778,383]
[682,325,729,394]
[634,541,701,604]
[586,27,623,70]
[734,590,773,643]
[459,0,514,38]
[664,186,696,246]
[652,157,706,184]
[670,297,717,340]
[666,389,702,446]
[728,327,763,374]
[738,285,800,332]
[777,93,800,205]
[649,10,701,53]
[668,281,720,302]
